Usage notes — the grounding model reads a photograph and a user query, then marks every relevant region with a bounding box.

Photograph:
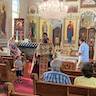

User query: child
[14,56,23,83]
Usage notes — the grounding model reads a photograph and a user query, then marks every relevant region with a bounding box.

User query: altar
[56,54,78,70]
[57,55,78,62]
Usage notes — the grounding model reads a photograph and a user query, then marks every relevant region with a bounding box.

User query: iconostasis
[28,0,96,57]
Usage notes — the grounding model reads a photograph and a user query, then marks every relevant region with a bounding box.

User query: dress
[8,39,21,57]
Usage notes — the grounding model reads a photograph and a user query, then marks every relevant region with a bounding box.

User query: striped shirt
[43,71,71,84]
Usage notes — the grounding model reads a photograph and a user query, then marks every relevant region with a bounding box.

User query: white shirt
[14,59,23,70]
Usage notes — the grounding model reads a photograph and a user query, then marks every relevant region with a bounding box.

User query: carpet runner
[14,77,34,95]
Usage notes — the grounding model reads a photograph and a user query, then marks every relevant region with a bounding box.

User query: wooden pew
[60,61,96,77]
[0,63,9,81]
[35,80,96,96]
[61,70,96,77]
[61,70,82,76]
[36,81,67,96]
[0,63,16,82]
[1,56,14,69]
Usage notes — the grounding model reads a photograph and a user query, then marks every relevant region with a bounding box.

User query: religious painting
[51,20,62,46]
[29,19,36,41]
[0,4,6,39]
[42,21,48,33]
[40,18,51,39]
[14,18,24,41]
[53,27,62,46]
[88,28,96,40]
[64,19,78,49]
[79,27,87,41]
[88,28,96,59]
[28,16,39,41]
[67,5,78,13]
[80,0,96,8]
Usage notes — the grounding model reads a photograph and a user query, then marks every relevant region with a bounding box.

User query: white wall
[19,0,29,39]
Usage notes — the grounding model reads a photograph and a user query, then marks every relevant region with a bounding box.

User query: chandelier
[38,0,68,19]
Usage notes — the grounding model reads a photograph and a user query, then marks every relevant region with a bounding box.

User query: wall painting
[63,18,78,49]
[14,18,24,41]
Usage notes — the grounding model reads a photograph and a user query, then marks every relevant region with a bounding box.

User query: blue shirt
[43,71,71,84]
[79,42,89,62]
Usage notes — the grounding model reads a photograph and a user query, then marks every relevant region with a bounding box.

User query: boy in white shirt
[14,56,23,83]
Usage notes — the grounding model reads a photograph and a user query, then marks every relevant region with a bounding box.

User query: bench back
[36,81,67,96]
[35,80,96,96]
[61,70,96,78]
[1,56,14,69]
[0,63,9,81]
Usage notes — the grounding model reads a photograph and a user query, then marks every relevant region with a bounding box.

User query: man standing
[32,33,54,77]
[76,38,89,70]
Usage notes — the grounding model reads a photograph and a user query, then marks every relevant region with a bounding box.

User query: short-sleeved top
[14,59,23,70]
[78,42,89,62]
[74,76,96,88]
[43,71,71,84]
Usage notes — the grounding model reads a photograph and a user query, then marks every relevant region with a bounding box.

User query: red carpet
[14,77,34,94]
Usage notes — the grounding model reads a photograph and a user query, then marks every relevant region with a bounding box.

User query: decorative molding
[80,0,96,8]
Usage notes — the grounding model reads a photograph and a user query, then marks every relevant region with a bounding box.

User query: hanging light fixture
[38,0,68,19]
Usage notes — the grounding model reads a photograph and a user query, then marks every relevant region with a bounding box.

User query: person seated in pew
[42,59,71,84]
[74,62,96,88]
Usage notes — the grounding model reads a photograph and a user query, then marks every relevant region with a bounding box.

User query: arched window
[12,0,20,36]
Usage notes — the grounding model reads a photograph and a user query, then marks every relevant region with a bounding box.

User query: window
[12,0,20,36]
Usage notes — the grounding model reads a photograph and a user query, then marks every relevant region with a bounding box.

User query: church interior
[0,0,96,96]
